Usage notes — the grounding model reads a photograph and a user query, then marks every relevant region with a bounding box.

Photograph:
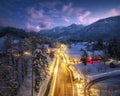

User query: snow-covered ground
[73,64,120,80]
[67,42,120,95]
[17,59,33,96]
[67,43,120,75]
[67,43,104,59]
[17,49,52,96]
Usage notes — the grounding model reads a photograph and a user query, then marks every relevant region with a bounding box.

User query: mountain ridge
[39,16,120,40]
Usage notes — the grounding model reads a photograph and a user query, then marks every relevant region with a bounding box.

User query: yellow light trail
[49,44,87,96]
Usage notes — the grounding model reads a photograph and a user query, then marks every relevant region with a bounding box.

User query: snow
[88,70,120,81]
[67,43,86,59]
[17,59,33,96]
[67,42,120,88]
[18,47,52,96]
[67,43,103,59]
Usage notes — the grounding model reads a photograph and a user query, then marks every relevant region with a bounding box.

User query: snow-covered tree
[32,49,49,92]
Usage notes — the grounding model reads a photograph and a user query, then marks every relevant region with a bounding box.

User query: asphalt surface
[53,54,77,96]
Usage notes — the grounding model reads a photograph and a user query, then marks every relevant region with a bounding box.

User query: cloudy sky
[0,0,120,32]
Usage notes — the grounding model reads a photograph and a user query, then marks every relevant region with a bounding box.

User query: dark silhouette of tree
[107,38,120,60]
[81,50,88,65]
[93,39,104,50]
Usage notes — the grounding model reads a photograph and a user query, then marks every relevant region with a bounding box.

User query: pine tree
[81,50,88,65]
[107,38,120,60]
[32,49,49,92]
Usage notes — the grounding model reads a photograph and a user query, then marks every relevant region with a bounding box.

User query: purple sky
[0,0,120,32]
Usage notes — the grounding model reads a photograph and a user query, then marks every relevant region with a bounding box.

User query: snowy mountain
[72,16,120,40]
[39,16,120,40]
[0,16,120,41]
[39,24,84,40]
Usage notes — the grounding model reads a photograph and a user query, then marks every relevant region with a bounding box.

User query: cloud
[26,7,51,32]
[48,2,83,23]
[41,2,82,20]
[26,2,101,31]
[62,16,70,23]
[26,22,41,32]
[61,2,83,16]
[77,11,98,25]
[26,2,84,31]
[78,11,91,22]
[107,8,120,17]
[62,2,74,15]
[77,8,120,25]
[26,22,51,32]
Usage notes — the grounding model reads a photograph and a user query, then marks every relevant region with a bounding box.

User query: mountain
[72,16,120,40]
[39,24,84,40]
[39,16,120,41]
[0,27,28,39]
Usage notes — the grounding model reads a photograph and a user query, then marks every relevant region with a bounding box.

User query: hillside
[0,27,28,39]
[39,24,84,40]
[72,16,120,40]
[39,16,120,40]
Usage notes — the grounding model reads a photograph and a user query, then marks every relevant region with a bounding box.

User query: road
[84,74,120,96]
[50,45,77,96]
[46,44,120,96]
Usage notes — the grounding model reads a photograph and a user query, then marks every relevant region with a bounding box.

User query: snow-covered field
[17,55,52,96]
[67,43,104,59]
[67,42,120,95]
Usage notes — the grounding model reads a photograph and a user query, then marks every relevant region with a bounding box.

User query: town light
[46,49,51,54]
[23,51,31,56]
[13,53,21,57]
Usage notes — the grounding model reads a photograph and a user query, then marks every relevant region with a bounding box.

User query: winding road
[84,74,120,96]
[44,45,77,96]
